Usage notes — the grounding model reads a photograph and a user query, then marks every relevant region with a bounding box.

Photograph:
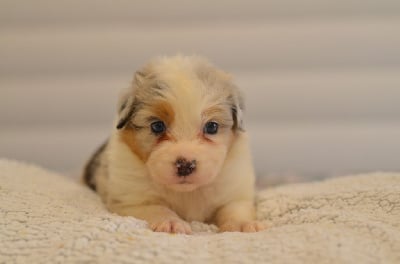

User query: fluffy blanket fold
[0,159,399,263]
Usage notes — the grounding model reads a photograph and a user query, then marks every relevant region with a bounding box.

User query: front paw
[150,219,192,234]
[219,220,266,233]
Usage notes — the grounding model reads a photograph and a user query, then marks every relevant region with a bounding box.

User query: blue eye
[150,121,166,134]
[204,121,219,135]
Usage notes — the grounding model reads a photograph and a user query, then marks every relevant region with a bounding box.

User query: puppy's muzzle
[175,157,196,177]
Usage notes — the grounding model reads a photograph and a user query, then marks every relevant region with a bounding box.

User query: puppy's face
[117,56,243,192]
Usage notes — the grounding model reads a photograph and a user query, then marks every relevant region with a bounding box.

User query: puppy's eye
[203,121,219,135]
[150,121,166,134]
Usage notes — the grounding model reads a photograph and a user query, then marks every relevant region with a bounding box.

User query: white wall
[1,1,400,183]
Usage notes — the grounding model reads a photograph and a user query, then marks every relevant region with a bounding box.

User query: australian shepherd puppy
[83,55,266,234]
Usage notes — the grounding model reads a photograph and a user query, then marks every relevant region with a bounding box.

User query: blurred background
[1,0,400,185]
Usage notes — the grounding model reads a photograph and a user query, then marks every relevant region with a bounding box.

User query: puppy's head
[116,55,244,192]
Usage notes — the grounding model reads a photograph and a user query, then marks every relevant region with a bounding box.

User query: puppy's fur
[83,55,265,234]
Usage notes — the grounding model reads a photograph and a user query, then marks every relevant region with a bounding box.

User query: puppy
[83,55,266,234]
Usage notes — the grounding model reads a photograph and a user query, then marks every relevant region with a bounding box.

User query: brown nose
[175,157,196,177]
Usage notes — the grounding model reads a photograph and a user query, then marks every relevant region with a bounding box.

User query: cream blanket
[1,159,399,263]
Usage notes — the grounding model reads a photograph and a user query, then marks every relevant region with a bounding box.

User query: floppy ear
[231,89,245,131]
[116,67,154,129]
[116,92,136,130]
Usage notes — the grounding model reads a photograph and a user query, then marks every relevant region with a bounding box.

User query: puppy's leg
[215,200,266,232]
[111,204,192,234]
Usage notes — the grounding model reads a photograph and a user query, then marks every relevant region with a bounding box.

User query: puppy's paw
[219,220,267,233]
[150,219,192,234]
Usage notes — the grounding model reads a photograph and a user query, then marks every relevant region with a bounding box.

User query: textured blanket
[1,159,399,263]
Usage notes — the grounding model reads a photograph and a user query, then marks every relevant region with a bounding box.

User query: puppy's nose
[175,157,196,177]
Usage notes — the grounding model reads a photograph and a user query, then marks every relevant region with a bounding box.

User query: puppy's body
[83,55,265,233]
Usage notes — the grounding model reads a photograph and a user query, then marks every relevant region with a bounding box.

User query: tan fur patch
[119,129,149,162]
[150,100,175,125]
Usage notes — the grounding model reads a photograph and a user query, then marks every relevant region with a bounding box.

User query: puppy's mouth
[166,177,198,192]
[170,183,197,192]
[176,177,193,185]
[177,178,193,184]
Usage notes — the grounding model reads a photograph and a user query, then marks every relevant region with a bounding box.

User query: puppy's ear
[116,92,137,130]
[117,68,150,129]
[231,89,245,131]
[133,69,148,87]
[134,63,155,86]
